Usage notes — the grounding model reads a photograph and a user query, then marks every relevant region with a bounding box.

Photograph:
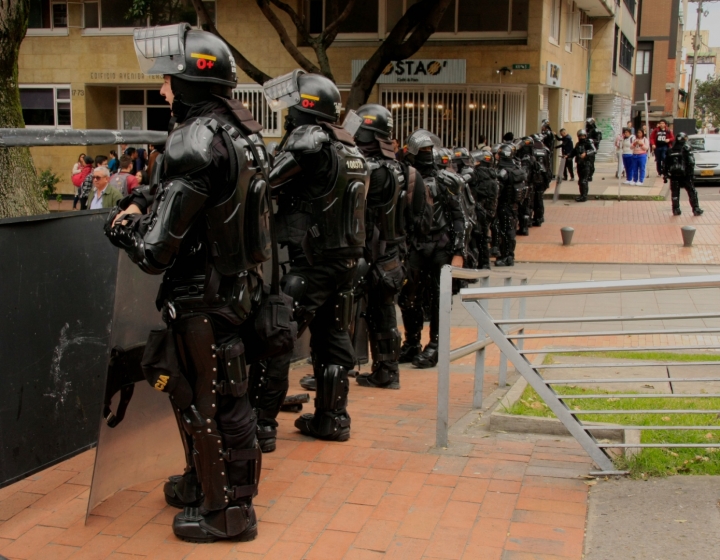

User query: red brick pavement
[516,200,720,264]
[0,328,602,560]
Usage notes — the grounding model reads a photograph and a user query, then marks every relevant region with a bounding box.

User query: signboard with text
[352,59,466,84]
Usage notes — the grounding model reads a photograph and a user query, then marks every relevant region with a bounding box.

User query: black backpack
[474,167,499,201]
[509,167,528,203]
[665,151,686,178]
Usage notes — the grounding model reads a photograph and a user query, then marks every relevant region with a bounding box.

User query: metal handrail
[460,274,720,300]
[436,265,527,448]
[458,273,720,474]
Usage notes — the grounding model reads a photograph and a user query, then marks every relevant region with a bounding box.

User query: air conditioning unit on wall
[580,24,594,41]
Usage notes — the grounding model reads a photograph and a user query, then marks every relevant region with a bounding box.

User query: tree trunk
[0,0,46,218]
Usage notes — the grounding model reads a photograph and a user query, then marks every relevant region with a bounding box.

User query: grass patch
[506,353,720,477]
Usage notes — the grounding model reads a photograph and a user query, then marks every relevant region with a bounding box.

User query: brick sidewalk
[0,330,594,560]
[516,200,720,264]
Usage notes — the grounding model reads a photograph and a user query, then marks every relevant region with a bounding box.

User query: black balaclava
[170,76,228,122]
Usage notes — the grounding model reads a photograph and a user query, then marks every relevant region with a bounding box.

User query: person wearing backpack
[109,155,138,196]
[665,133,703,216]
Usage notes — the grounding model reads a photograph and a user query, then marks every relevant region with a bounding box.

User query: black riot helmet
[405,128,442,167]
[577,129,588,139]
[264,70,341,126]
[134,23,237,102]
[676,132,688,144]
[497,143,515,161]
[472,149,494,168]
[452,147,474,167]
[434,147,453,168]
[355,104,393,143]
[585,117,596,128]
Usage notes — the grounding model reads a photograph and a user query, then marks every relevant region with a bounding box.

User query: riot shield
[86,252,183,517]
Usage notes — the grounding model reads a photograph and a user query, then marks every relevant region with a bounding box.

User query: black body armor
[366,157,405,244]
[270,124,369,257]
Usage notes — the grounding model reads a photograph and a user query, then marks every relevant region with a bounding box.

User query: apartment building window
[564,0,574,52]
[19,86,71,128]
[84,0,215,30]
[28,0,67,30]
[636,49,651,75]
[571,91,584,122]
[623,0,636,19]
[619,32,635,72]
[308,0,529,37]
[549,0,561,44]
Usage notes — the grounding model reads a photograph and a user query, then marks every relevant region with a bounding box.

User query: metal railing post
[473,276,490,409]
[436,265,453,448]
[498,276,512,388]
[517,278,527,353]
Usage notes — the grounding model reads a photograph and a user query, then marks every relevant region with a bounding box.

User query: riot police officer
[470,149,499,269]
[531,134,551,226]
[495,144,527,267]
[540,119,555,157]
[585,117,602,181]
[398,130,469,368]
[571,129,596,202]
[352,104,407,389]
[664,132,704,216]
[257,70,367,446]
[515,137,535,236]
[106,23,266,542]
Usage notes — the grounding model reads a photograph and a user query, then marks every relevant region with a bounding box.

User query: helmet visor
[263,70,304,111]
[406,129,442,155]
[134,24,190,76]
[343,110,363,137]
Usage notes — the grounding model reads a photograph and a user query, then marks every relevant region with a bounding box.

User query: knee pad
[370,329,401,362]
[317,365,350,412]
[281,273,314,334]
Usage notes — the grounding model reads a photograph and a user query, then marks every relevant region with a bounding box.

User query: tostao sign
[351,59,466,84]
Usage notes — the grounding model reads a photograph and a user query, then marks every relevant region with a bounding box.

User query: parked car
[688,134,720,183]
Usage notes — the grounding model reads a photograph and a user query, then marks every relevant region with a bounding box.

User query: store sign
[352,59,466,84]
[546,62,561,87]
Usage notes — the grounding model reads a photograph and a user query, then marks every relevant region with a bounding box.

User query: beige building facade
[20,0,618,194]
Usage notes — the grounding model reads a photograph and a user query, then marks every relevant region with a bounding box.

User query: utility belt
[159,269,261,322]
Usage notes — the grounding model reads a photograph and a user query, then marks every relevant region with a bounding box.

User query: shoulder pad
[365,156,381,173]
[164,117,218,177]
[284,125,330,154]
[497,168,509,180]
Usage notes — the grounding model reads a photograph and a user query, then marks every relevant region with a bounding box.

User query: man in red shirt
[650,119,675,179]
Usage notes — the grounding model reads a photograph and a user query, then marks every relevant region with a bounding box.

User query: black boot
[398,340,422,363]
[693,207,704,216]
[490,246,501,258]
[256,424,277,453]
[173,502,257,543]
[299,375,316,391]
[164,471,202,509]
[689,191,704,215]
[295,365,351,441]
[495,256,514,267]
[356,363,400,389]
[672,197,681,216]
[412,340,439,369]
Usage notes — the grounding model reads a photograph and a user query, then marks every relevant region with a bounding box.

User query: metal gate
[592,93,632,163]
[381,85,526,148]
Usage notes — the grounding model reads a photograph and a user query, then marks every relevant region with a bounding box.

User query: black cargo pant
[250,258,357,436]
[671,177,701,212]
[399,236,453,345]
[497,203,517,260]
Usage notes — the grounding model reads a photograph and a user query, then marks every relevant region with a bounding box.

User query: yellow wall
[20,0,599,193]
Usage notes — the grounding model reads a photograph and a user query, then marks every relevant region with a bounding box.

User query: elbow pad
[269,151,302,189]
[141,177,209,272]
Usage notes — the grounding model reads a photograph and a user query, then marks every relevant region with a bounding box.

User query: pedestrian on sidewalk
[555,129,574,180]
[617,128,636,185]
[650,119,674,178]
[71,153,87,210]
[631,129,650,185]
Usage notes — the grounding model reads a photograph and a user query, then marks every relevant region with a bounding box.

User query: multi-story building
[634,0,687,126]
[19,0,620,193]
[585,0,637,161]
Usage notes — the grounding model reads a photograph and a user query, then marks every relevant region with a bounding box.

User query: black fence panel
[0,210,117,487]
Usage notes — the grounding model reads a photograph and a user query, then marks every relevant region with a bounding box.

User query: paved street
[3,198,720,559]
